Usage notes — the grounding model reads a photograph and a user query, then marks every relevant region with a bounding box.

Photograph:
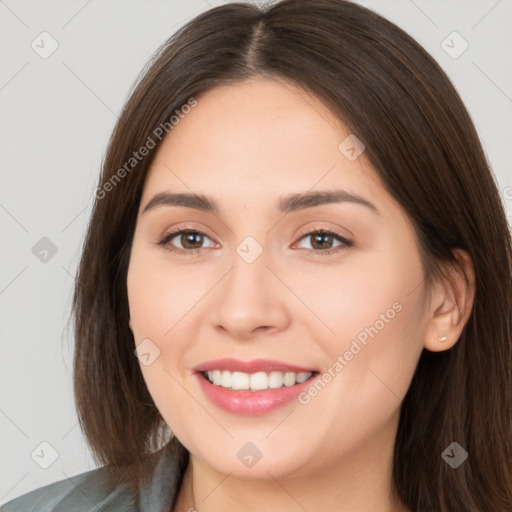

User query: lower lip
[194,371,320,416]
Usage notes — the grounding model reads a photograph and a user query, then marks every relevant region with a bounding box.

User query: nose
[212,247,291,341]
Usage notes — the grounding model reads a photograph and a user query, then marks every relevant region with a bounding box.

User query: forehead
[141,78,386,215]
[192,77,337,124]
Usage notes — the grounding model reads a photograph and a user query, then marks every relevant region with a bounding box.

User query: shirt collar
[138,439,189,512]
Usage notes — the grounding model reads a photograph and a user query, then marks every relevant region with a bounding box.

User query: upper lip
[193,358,317,374]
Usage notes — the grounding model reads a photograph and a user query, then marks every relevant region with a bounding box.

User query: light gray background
[1,0,511,504]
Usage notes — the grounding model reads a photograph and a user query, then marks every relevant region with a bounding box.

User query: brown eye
[310,231,336,250]
[157,229,216,254]
[156,227,353,256]
[175,230,205,249]
[294,228,354,255]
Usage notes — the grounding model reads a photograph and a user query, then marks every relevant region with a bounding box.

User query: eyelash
[155,226,354,256]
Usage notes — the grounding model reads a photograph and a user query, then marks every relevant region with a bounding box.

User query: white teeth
[221,370,232,388]
[284,372,296,386]
[268,371,284,389]
[250,371,268,391]
[204,370,313,390]
[232,371,250,390]
[212,370,222,385]
[296,372,310,383]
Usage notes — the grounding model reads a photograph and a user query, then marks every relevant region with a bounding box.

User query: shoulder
[0,465,136,512]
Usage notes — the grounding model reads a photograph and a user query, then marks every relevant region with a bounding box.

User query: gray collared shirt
[0,443,187,512]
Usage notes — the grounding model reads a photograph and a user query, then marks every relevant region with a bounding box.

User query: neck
[173,414,409,512]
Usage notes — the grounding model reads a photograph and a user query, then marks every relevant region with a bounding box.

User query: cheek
[127,245,199,339]
[127,249,197,414]
[293,240,426,388]
[291,250,422,343]
[293,268,424,452]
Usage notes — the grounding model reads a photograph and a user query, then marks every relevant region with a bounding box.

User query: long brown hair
[72,1,512,509]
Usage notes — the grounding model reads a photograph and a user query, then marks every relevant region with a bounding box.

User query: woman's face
[127,78,430,480]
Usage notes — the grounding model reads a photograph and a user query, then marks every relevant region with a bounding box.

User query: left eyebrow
[279,190,380,215]
[141,189,380,216]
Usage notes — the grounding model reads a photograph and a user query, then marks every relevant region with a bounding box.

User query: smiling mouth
[200,369,319,392]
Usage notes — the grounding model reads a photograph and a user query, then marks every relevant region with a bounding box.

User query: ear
[423,248,476,352]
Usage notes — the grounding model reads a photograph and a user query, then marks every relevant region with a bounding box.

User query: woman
[2,0,511,511]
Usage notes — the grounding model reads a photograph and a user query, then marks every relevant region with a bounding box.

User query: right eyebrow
[141,192,218,215]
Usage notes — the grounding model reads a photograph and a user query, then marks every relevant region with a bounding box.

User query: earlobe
[423,248,476,353]
[424,310,457,352]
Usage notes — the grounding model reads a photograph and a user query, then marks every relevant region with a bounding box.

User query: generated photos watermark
[298,301,403,404]
[94,97,198,200]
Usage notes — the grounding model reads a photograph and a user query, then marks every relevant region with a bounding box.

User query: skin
[126,77,475,512]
